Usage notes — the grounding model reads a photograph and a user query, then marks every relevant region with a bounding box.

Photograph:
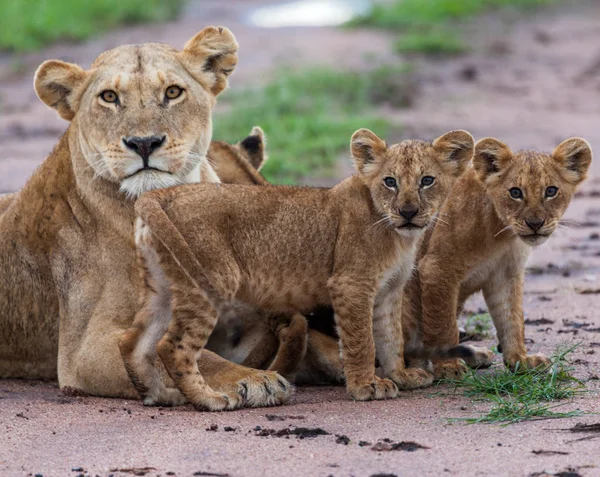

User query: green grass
[214,66,410,184]
[0,0,184,51]
[445,344,586,425]
[464,312,494,340]
[350,0,555,55]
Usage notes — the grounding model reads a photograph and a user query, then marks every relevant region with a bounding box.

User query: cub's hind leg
[266,313,308,381]
[119,219,186,406]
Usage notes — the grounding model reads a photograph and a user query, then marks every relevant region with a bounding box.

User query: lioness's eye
[509,187,523,200]
[545,186,558,198]
[165,85,183,100]
[100,90,119,104]
[383,177,397,188]
[421,176,435,187]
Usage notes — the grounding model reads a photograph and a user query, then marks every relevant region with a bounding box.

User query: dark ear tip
[240,134,262,154]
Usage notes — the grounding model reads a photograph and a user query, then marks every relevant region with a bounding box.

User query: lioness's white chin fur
[120,160,220,199]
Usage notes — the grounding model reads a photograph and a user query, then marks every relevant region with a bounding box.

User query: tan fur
[0,28,293,408]
[120,129,474,408]
[402,137,592,379]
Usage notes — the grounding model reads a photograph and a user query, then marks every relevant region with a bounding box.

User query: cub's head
[351,129,474,237]
[208,126,268,185]
[473,137,592,246]
[34,26,238,198]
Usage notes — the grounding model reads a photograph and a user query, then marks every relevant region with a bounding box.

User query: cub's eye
[509,187,523,200]
[165,85,183,100]
[100,90,119,104]
[421,176,435,187]
[383,177,397,189]
[545,186,558,198]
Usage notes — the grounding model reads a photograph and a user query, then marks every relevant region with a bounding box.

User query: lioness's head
[473,137,592,246]
[34,26,238,198]
[351,129,474,237]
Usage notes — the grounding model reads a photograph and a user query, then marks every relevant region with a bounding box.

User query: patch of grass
[214,66,410,184]
[446,344,586,425]
[464,312,494,340]
[350,0,555,55]
[0,0,184,51]
[394,29,468,56]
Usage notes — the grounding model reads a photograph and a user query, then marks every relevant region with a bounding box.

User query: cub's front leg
[483,272,550,372]
[327,275,398,401]
[420,257,468,380]
[373,284,433,390]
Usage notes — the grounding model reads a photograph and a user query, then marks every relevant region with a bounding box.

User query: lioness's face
[473,138,592,246]
[351,129,474,238]
[34,27,239,198]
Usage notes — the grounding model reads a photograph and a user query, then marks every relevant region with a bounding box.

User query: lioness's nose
[123,135,166,162]
[399,206,419,221]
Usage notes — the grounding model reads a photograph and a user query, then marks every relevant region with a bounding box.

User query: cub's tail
[134,191,222,309]
[404,343,474,361]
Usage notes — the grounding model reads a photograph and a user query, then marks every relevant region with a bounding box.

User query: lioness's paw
[463,346,495,369]
[390,368,433,390]
[190,388,244,412]
[238,371,293,408]
[348,377,398,401]
[506,353,551,373]
[433,359,468,380]
[142,387,187,407]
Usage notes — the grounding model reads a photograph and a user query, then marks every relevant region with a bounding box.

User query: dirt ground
[1,1,600,476]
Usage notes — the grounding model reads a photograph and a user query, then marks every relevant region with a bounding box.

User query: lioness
[402,137,593,379]
[120,128,475,409]
[0,27,292,407]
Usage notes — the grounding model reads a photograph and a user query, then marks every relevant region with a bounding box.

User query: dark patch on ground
[532,449,569,456]
[335,434,350,445]
[255,427,330,439]
[109,467,156,476]
[193,472,230,477]
[371,439,429,452]
[264,414,305,421]
[525,318,555,326]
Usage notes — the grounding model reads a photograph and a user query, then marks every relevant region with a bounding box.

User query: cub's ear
[34,60,88,121]
[552,137,592,185]
[179,26,239,97]
[432,130,474,177]
[473,137,513,182]
[351,128,388,176]
[239,126,267,170]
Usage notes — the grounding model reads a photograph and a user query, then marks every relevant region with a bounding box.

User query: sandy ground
[1,1,600,476]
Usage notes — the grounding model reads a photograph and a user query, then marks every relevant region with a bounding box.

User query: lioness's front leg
[373,285,432,390]
[483,272,549,372]
[328,275,398,401]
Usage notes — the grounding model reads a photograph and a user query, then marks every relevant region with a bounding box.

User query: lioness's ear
[239,126,267,170]
[351,128,388,176]
[473,138,513,182]
[552,137,592,185]
[34,60,88,121]
[179,26,239,97]
[432,130,474,177]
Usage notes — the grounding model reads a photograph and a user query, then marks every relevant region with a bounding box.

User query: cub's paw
[463,346,495,369]
[390,368,434,390]
[506,354,551,373]
[348,377,398,401]
[238,370,294,408]
[433,359,468,381]
[142,387,188,407]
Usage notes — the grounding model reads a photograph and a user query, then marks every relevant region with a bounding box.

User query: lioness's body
[122,129,475,409]
[0,28,293,407]
[402,137,592,378]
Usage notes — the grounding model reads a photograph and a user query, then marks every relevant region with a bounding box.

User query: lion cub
[403,137,593,379]
[122,129,474,410]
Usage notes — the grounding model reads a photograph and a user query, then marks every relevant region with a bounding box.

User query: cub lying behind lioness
[121,129,475,409]
[402,136,593,379]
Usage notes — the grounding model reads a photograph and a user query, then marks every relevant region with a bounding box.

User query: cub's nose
[123,135,166,162]
[399,207,419,221]
[525,218,545,232]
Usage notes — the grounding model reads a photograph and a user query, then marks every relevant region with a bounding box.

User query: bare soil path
[1,2,600,476]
